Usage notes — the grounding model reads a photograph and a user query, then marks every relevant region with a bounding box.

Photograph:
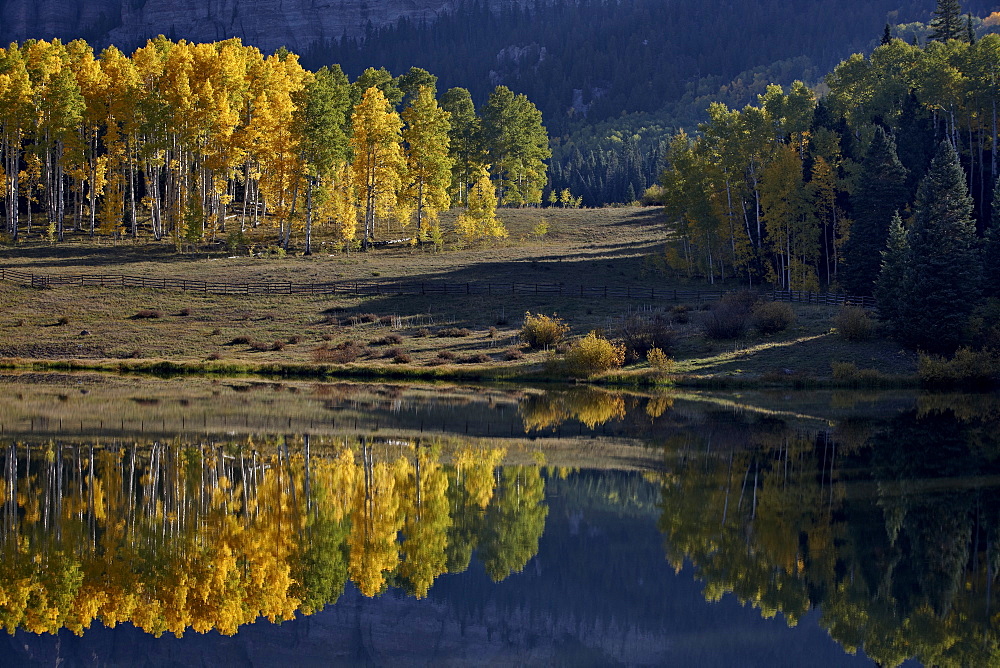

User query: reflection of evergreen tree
[655,398,1000,667]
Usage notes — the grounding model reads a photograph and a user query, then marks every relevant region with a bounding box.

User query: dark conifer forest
[309,0,999,205]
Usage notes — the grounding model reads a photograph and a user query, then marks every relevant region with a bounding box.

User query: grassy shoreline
[0,354,921,389]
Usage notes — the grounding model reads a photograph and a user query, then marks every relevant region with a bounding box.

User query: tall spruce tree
[842,127,909,295]
[929,0,963,42]
[983,175,1000,297]
[875,212,910,339]
[900,140,981,353]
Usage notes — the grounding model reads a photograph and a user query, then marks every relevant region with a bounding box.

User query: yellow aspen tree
[350,86,407,250]
[401,86,453,243]
[0,44,35,240]
[456,164,505,244]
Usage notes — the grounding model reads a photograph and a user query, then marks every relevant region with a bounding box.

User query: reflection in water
[655,395,1000,667]
[0,438,545,637]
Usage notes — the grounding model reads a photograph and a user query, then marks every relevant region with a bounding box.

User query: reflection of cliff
[0,437,548,637]
[655,397,1000,667]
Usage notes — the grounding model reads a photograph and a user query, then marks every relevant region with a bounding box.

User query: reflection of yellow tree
[399,444,451,598]
[0,438,526,636]
[520,387,627,431]
[347,444,407,597]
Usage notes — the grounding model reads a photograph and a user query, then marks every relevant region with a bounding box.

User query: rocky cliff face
[0,0,472,53]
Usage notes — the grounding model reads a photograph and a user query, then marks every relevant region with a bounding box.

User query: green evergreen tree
[874,212,910,338]
[900,140,981,352]
[842,127,909,295]
[882,24,893,46]
[929,0,963,42]
[983,175,1000,297]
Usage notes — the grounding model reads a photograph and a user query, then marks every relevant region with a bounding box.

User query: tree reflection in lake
[7,379,1000,664]
[655,393,1000,667]
[0,438,544,637]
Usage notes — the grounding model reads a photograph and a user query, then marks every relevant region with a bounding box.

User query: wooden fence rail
[0,266,877,309]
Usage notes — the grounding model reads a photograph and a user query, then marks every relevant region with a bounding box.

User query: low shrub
[563,331,626,377]
[918,347,1000,388]
[414,327,431,338]
[436,350,456,360]
[834,306,875,342]
[831,361,889,386]
[370,333,404,346]
[720,289,761,313]
[752,302,795,335]
[227,335,253,345]
[270,340,286,351]
[703,303,748,340]
[312,340,364,363]
[459,353,492,364]
[670,305,690,324]
[56,316,70,326]
[617,312,675,361]
[178,308,192,316]
[646,347,674,374]
[520,312,569,349]
[206,352,222,361]
[504,347,524,361]
[437,327,471,338]
[287,335,303,344]
[392,351,412,364]
[383,346,405,359]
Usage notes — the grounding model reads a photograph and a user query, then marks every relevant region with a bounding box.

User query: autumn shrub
[834,306,874,342]
[670,305,690,324]
[270,340,286,351]
[752,302,795,335]
[56,316,70,326]
[563,331,626,377]
[178,307,192,316]
[436,350,456,360]
[392,351,412,364]
[646,347,674,374]
[617,312,675,361]
[312,340,364,363]
[383,346,405,359]
[459,353,492,364]
[227,335,253,345]
[520,312,569,349]
[918,347,1000,388]
[831,361,888,386]
[414,327,431,338]
[206,352,222,361]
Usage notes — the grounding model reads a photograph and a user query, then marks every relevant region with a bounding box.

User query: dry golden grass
[0,206,919,383]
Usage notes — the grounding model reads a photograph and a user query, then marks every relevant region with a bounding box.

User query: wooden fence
[0,266,877,309]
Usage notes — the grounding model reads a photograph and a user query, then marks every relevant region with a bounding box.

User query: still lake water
[0,374,993,666]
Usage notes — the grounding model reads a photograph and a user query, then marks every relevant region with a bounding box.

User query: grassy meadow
[0,206,917,385]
